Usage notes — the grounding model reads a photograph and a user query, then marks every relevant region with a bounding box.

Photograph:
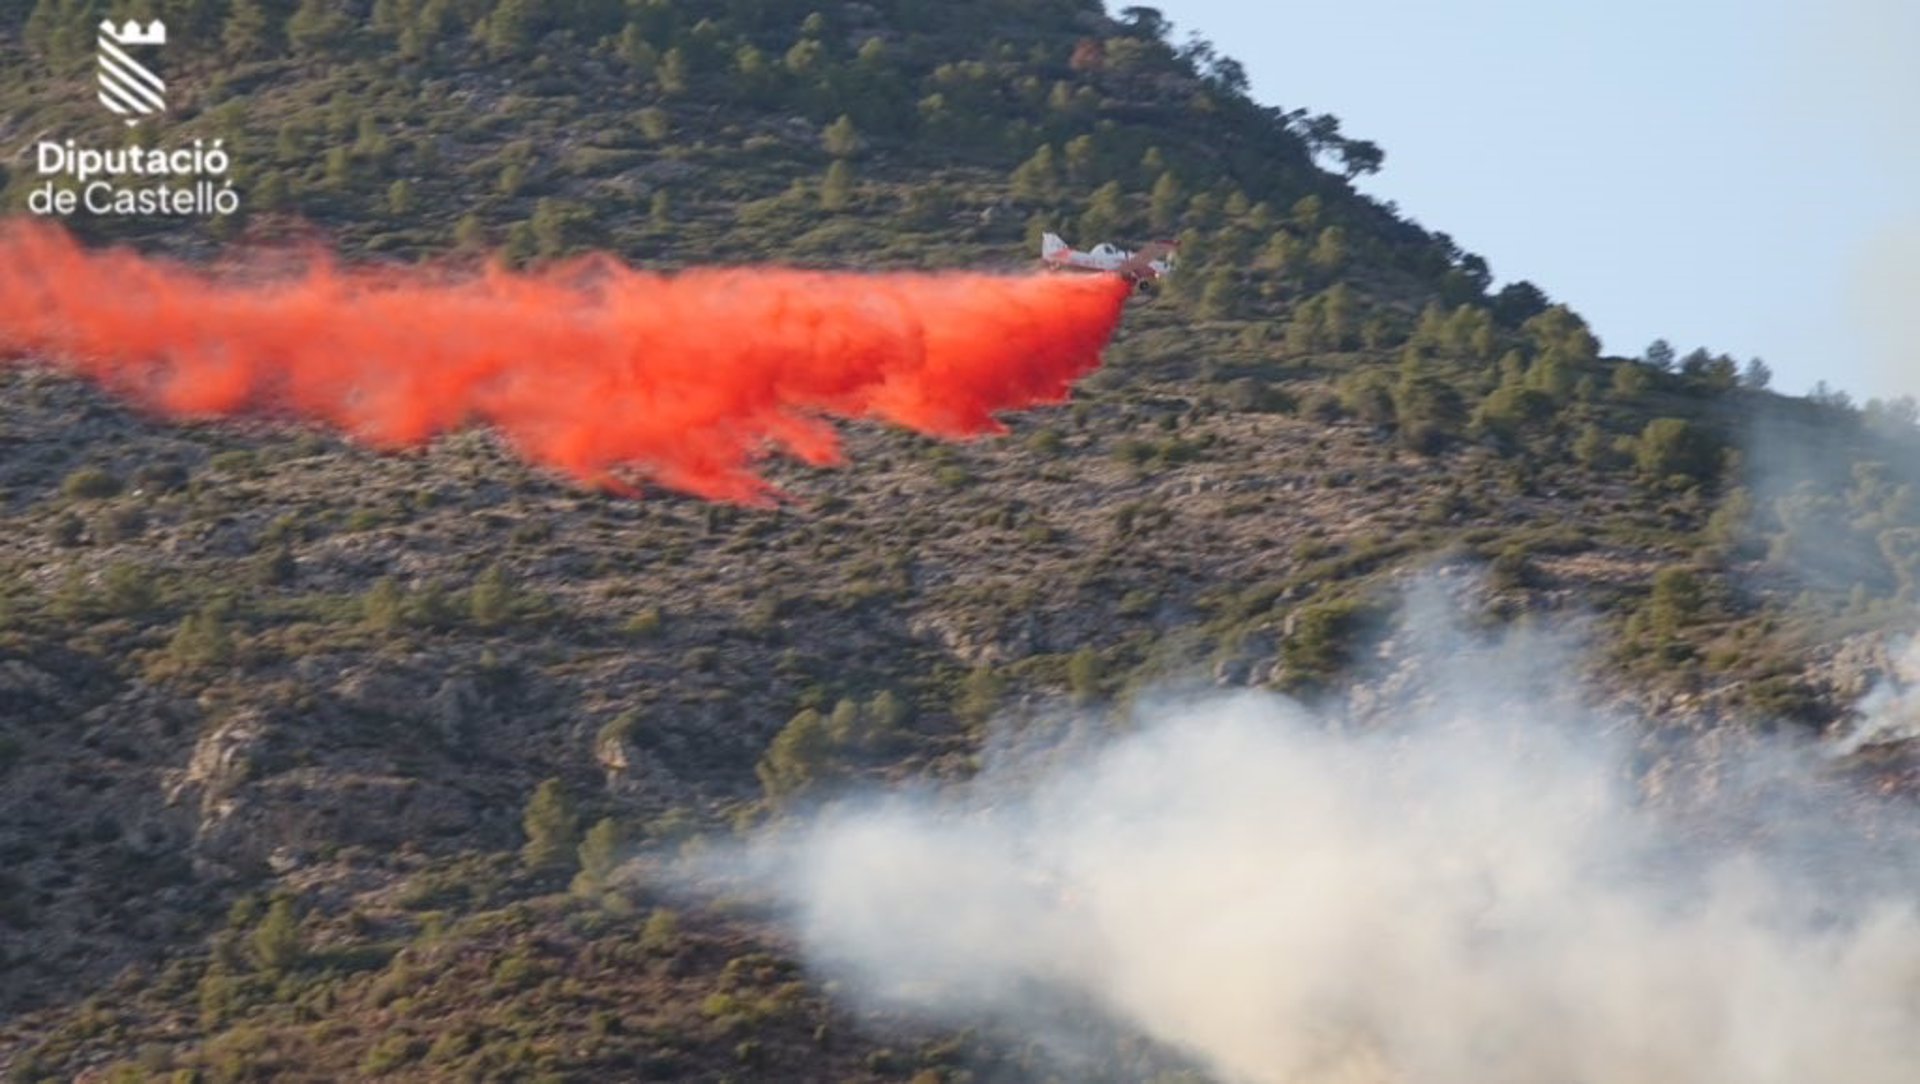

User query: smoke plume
[715,604,1920,1083]
[0,220,1130,502]
[1838,636,1920,754]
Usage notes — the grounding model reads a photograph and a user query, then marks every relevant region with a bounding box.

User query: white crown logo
[100,20,167,47]
[96,19,168,126]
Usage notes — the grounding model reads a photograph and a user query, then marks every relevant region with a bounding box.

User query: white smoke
[1799,0,1920,399]
[1854,224,1920,400]
[702,607,1920,1083]
[1835,636,1920,755]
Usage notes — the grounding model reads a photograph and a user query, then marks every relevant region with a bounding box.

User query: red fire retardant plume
[0,221,1131,503]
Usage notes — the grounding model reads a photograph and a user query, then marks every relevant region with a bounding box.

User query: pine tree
[1259,231,1301,276]
[468,564,513,626]
[1611,361,1650,400]
[733,44,771,103]
[1309,225,1348,275]
[826,698,861,745]
[1067,647,1100,703]
[1079,181,1125,241]
[757,709,835,803]
[224,0,273,60]
[1010,145,1058,202]
[521,778,580,871]
[502,222,537,266]
[1647,568,1704,639]
[487,0,537,58]
[1574,422,1608,468]
[1148,172,1181,232]
[33,0,102,67]
[249,899,303,974]
[169,606,234,669]
[571,818,624,896]
[1322,283,1356,348]
[1286,297,1327,353]
[323,146,353,189]
[372,0,408,34]
[1199,267,1241,320]
[23,0,61,60]
[288,0,350,54]
[1063,135,1098,184]
[657,47,689,94]
[637,107,670,142]
[820,159,854,211]
[618,25,658,76]
[784,37,823,76]
[822,115,860,158]
[362,577,405,632]
[1634,418,1719,484]
[955,664,1002,727]
[453,213,487,249]
[864,689,907,744]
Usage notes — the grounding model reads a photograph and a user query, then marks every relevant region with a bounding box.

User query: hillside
[3,2,1920,1081]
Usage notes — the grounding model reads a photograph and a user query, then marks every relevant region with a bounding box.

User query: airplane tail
[1040,232,1068,259]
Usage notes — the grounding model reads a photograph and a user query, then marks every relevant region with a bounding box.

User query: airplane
[1040,233,1178,291]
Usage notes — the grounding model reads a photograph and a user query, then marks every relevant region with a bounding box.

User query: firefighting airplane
[1040,233,1178,291]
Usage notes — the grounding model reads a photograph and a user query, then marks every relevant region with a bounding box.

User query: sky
[1145,0,1919,402]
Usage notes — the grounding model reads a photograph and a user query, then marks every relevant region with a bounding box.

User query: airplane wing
[1114,241,1176,281]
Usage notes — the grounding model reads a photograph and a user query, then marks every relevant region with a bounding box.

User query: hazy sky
[1146,0,1918,401]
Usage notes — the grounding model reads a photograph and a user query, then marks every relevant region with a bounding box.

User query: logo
[97,20,167,127]
[24,18,244,220]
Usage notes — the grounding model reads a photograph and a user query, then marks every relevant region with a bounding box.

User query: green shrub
[1338,372,1395,426]
[491,949,541,990]
[1634,418,1721,485]
[953,664,1002,728]
[1646,567,1705,638]
[468,565,515,627]
[361,1034,421,1075]
[48,513,85,547]
[92,504,146,543]
[1488,544,1536,591]
[362,578,405,632]
[571,818,625,897]
[207,450,258,475]
[168,605,236,670]
[625,606,665,638]
[61,467,121,500]
[253,545,297,586]
[639,908,681,954]
[1281,598,1376,690]
[756,709,841,803]
[425,1031,475,1064]
[59,563,162,620]
[520,779,580,872]
[1744,675,1821,725]
[249,898,303,974]
[133,463,190,494]
[1067,646,1100,703]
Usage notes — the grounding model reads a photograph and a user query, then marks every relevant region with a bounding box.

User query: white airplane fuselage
[1040,233,1175,284]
